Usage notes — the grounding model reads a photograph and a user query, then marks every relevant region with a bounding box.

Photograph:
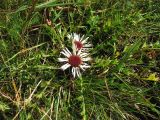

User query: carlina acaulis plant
[58,33,92,78]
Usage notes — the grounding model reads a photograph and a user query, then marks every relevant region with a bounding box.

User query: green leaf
[0,101,10,111]
[15,1,80,13]
[143,73,159,82]
[116,39,142,71]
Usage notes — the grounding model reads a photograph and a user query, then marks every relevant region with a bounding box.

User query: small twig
[40,107,52,120]
[0,91,14,103]
[24,80,42,105]
[12,108,23,120]
[12,79,21,107]
[105,79,112,101]
[5,42,46,63]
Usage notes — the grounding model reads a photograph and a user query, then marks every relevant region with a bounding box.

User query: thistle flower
[58,48,91,78]
[67,33,92,53]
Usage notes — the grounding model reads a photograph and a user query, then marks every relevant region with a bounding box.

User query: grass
[0,0,160,119]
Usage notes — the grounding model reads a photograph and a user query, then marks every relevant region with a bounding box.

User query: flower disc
[69,55,82,67]
[74,41,83,50]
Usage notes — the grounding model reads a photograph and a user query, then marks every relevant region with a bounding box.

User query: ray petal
[84,43,92,47]
[81,48,91,52]
[76,67,81,78]
[58,58,68,62]
[74,33,80,41]
[65,48,72,55]
[77,49,82,55]
[61,48,71,57]
[82,57,92,61]
[80,65,85,71]
[60,63,71,70]
[72,67,76,78]
[60,51,70,57]
[81,37,89,44]
[80,35,85,42]
[80,53,89,57]
[80,63,90,69]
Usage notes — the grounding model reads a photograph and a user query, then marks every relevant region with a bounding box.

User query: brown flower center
[68,55,82,67]
[74,41,83,50]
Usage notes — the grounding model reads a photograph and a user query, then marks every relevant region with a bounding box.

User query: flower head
[67,33,92,53]
[58,48,91,78]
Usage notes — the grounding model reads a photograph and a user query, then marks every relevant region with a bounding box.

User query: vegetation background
[0,0,160,119]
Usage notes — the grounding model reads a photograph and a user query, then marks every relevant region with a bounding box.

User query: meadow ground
[0,0,160,120]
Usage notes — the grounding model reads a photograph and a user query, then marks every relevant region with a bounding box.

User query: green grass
[0,0,160,119]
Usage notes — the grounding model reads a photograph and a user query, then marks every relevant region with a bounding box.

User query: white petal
[81,48,91,52]
[74,33,80,41]
[76,67,81,78]
[77,49,82,55]
[72,43,77,55]
[82,57,92,61]
[80,65,85,71]
[82,65,90,68]
[72,67,76,78]
[58,58,68,62]
[80,53,89,57]
[80,63,90,71]
[80,35,85,42]
[65,48,72,55]
[61,48,71,57]
[61,51,70,57]
[83,43,92,47]
[81,37,89,44]
[60,63,71,70]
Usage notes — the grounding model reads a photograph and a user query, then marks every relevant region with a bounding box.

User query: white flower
[67,33,92,53]
[58,48,91,78]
